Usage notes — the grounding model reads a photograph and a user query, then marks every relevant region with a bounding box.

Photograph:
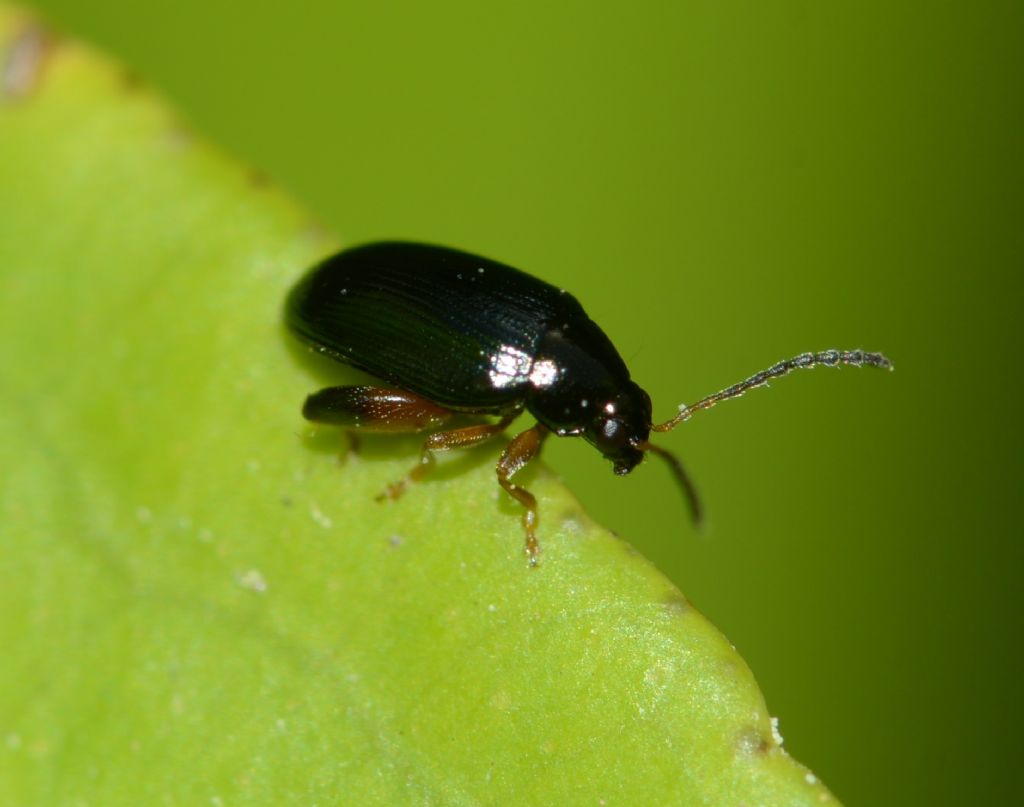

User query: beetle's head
[586,381,703,526]
[585,383,652,475]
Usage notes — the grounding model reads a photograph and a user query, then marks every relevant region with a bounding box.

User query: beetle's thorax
[526,324,652,473]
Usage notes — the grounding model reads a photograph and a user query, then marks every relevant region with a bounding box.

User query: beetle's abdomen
[285,242,592,413]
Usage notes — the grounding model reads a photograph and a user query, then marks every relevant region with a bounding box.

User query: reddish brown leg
[377,410,523,501]
[496,424,549,565]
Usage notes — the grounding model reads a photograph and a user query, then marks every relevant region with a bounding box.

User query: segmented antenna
[651,349,893,433]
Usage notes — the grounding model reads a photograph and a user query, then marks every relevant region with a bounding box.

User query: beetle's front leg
[496,424,549,565]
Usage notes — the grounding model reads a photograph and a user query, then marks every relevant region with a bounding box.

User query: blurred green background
[25,1,1021,804]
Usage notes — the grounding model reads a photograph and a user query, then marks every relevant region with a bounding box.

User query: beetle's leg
[378,411,522,501]
[302,385,455,432]
[496,424,549,566]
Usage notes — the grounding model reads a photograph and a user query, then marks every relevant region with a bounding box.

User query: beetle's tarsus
[524,521,541,567]
[376,480,408,502]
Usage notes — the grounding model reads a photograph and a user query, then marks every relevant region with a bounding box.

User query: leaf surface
[0,7,838,805]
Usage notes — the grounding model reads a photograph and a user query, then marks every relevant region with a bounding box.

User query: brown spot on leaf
[735,725,771,757]
[662,593,689,617]
[120,68,146,91]
[247,168,271,188]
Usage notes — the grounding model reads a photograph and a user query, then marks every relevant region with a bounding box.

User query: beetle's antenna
[651,349,893,433]
[636,440,702,526]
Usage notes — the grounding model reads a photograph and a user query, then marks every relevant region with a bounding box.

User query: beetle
[285,242,891,564]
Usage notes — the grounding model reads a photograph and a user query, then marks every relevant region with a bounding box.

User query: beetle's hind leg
[303,387,542,555]
[303,385,473,496]
[496,425,549,566]
[303,384,454,461]
[302,385,455,432]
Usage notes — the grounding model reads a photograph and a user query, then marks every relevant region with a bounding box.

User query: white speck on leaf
[237,569,268,593]
[310,502,333,528]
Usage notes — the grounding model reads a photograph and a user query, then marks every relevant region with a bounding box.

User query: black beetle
[286,242,891,564]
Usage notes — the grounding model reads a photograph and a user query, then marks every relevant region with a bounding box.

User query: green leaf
[0,6,839,804]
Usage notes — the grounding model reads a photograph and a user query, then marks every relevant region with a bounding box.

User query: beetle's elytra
[286,242,892,565]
